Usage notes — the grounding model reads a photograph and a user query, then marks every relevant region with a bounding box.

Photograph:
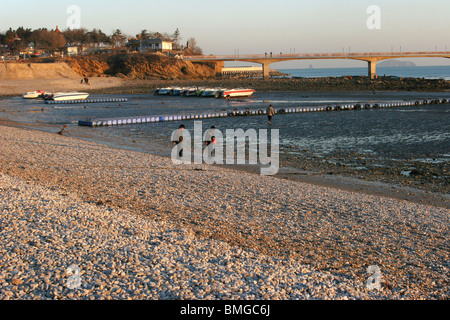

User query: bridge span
[183,51,450,80]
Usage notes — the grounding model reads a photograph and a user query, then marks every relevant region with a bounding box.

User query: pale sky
[1,0,449,68]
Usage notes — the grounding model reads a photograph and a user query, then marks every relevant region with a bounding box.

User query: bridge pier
[262,62,271,80]
[368,60,377,79]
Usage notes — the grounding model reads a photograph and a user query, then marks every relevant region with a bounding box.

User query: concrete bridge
[183,51,450,80]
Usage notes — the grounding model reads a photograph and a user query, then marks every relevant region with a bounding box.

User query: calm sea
[1,89,449,171]
[277,65,450,80]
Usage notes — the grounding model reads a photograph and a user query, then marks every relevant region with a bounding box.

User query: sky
[1,0,449,68]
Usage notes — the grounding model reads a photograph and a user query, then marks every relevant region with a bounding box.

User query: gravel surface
[0,125,448,300]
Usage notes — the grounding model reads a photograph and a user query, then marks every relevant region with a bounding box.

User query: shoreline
[1,75,449,97]
[87,77,450,95]
[0,124,449,299]
[0,101,448,210]
[1,116,448,210]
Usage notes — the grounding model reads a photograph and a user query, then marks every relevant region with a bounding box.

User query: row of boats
[23,90,90,101]
[23,87,255,101]
[154,87,255,99]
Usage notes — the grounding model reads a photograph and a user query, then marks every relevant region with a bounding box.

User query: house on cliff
[127,38,173,53]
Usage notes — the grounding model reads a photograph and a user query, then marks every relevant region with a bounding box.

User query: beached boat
[201,88,220,97]
[171,87,186,96]
[44,92,90,101]
[219,88,255,99]
[183,87,199,96]
[23,90,47,99]
[154,87,172,95]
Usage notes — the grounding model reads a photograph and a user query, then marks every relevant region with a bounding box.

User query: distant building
[127,38,173,52]
[66,46,78,56]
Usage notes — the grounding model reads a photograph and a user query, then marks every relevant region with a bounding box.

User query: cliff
[66,53,217,80]
[0,62,82,80]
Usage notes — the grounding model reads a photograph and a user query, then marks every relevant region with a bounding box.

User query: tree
[185,37,203,55]
[2,28,15,45]
[63,28,89,46]
[172,28,181,50]
[87,29,110,46]
[138,29,150,40]
[111,29,126,48]
[15,27,33,43]
[30,28,65,53]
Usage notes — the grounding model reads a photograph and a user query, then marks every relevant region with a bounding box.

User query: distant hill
[378,60,416,68]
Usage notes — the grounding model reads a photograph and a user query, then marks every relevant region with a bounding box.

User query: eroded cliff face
[66,53,217,80]
[0,62,82,80]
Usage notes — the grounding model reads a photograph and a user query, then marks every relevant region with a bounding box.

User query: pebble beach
[0,124,448,301]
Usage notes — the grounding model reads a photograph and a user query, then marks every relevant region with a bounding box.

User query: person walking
[171,124,186,157]
[267,104,275,124]
[204,126,216,146]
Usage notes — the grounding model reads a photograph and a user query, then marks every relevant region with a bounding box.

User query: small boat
[23,90,47,99]
[201,88,220,97]
[183,87,199,96]
[171,87,185,96]
[154,87,172,95]
[44,92,90,101]
[219,88,255,99]
[195,88,205,96]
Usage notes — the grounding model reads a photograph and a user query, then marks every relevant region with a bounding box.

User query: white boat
[23,90,46,99]
[219,88,255,99]
[45,92,90,101]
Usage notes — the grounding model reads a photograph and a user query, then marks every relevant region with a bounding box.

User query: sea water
[277,65,450,80]
[1,90,449,169]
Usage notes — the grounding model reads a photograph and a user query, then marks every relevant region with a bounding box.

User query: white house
[129,38,173,52]
[66,46,78,56]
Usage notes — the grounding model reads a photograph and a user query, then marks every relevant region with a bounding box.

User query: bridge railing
[183,51,450,61]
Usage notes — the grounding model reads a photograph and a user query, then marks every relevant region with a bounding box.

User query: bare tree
[185,37,203,55]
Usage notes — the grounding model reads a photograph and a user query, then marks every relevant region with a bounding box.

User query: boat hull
[23,90,46,99]
[47,92,90,101]
[154,88,172,95]
[220,89,255,98]
[201,89,220,97]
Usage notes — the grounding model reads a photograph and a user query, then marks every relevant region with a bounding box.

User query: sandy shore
[0,124,448,300]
